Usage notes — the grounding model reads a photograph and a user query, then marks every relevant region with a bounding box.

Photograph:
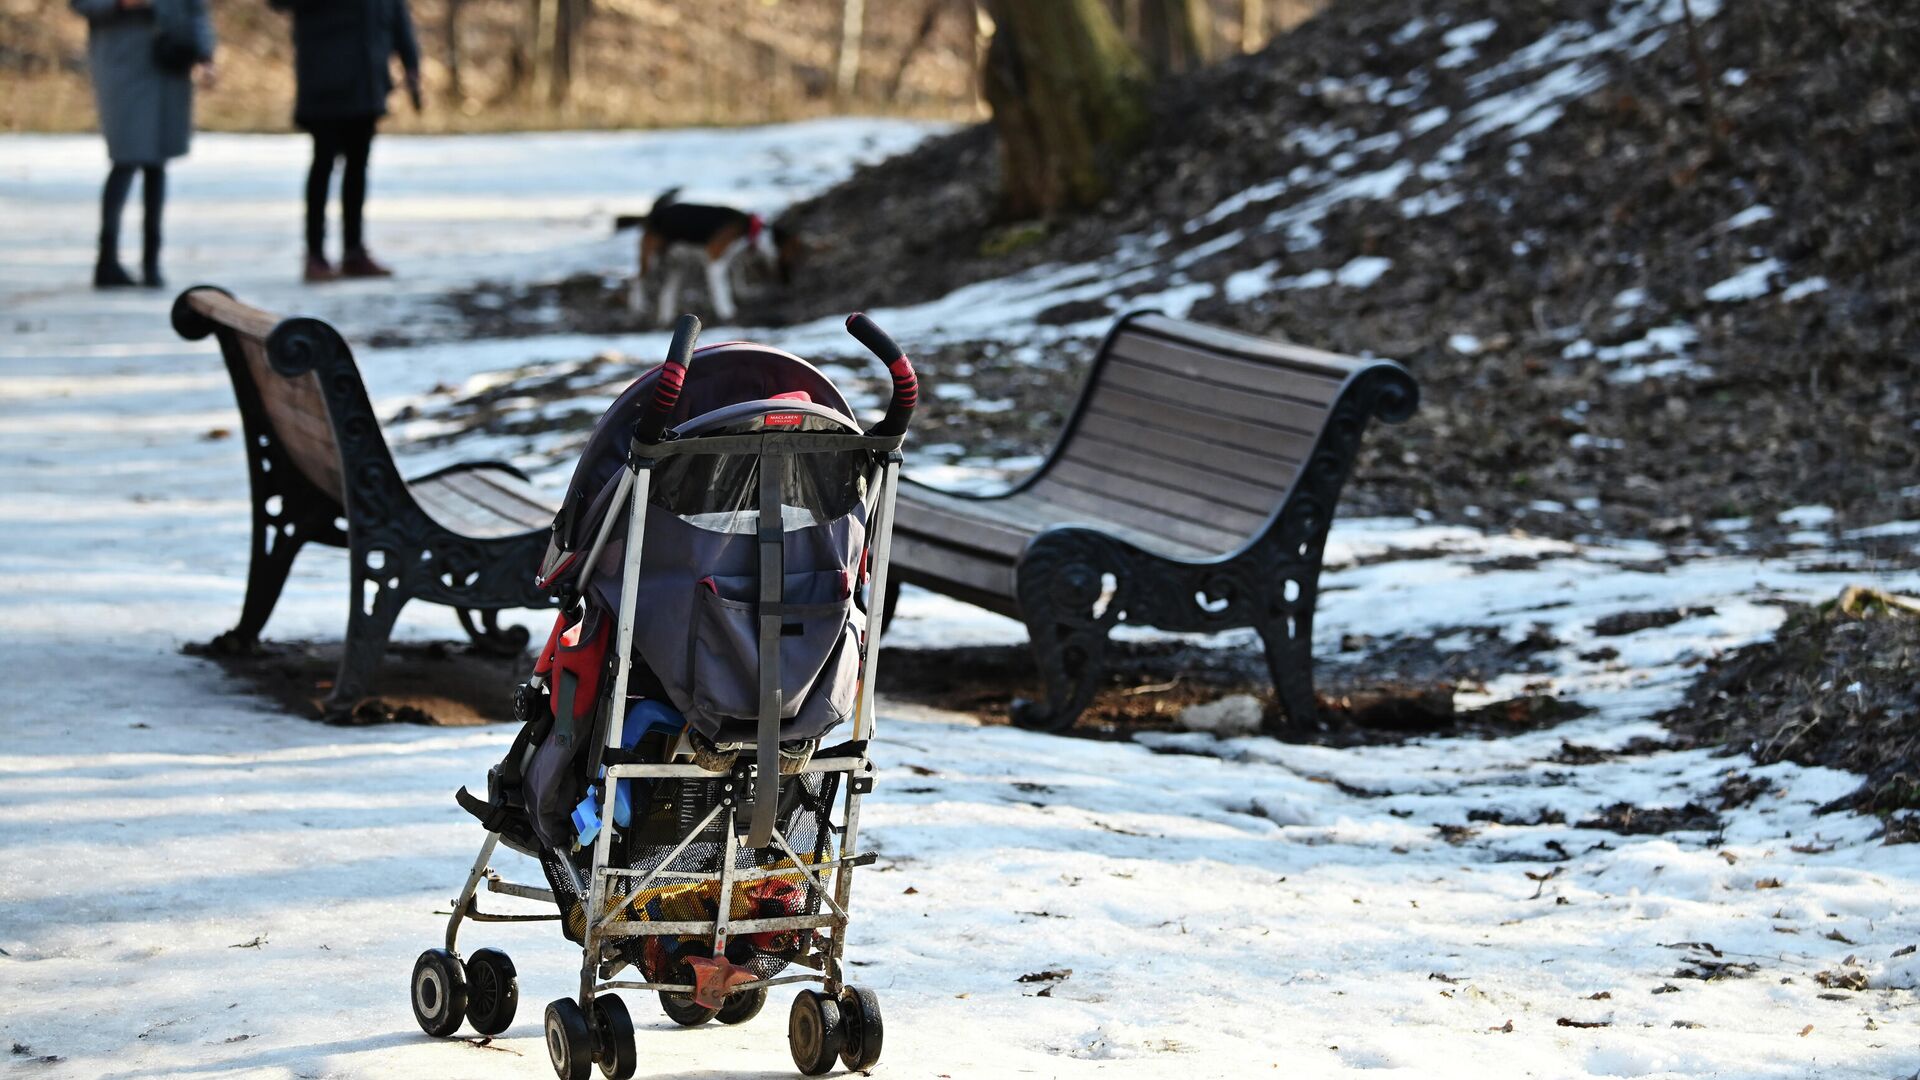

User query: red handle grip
[847,313,915,438]
[635,313,700,445]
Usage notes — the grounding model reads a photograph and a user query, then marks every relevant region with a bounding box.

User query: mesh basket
[597,771,840,983]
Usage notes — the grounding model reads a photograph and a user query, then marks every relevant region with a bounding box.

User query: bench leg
[325,552,412,720]
[1010,545,1116,732]
[205,506,324,655]
[1256,604,1318,734]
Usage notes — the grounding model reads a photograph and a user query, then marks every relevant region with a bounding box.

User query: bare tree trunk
[1240,0,1267,53]
[836,0,866,103]
[549,0,576,108]
[1138,0,1209,75]
[885,0,946,103]
[981,0,1146,218]
[444,0,463,100]
[528,0,551,103]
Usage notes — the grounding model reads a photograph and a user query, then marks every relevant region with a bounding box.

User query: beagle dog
[614,188,800,324]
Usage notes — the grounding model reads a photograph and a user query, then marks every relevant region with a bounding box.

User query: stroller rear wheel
[658,989,719,1027]
[592,994,638,1080]
[545,998,594,1080]
[410,949,468,1038]
[787,989,844,1076]
[463,948,519,1036]
[715,986,768,1025]
[659,956,720,1026]
[838,986,883,1071]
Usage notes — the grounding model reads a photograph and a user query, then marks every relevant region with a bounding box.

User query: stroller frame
[424,314,916,1079]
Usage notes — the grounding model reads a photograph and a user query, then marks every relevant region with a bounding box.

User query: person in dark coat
[269,0,422,282]
[70,0,216,289]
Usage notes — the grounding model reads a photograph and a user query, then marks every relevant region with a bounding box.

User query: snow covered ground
[3,124,1919,1079]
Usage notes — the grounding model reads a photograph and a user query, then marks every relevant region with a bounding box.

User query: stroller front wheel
[545,998,594,1080]
[592,993,638,1080]
[410,949,468,1038]
[463,947,519,1036]
[838,986,883,1072]
[787,989,844,1076]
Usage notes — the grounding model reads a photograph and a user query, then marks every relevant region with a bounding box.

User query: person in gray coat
[269,0,422,282]
[70,0,215,289]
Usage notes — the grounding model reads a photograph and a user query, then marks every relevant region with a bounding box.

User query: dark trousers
[101,163,165,268]
[304,116,378,257]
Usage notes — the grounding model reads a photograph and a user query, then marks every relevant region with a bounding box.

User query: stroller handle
[846,313,916,438]
[635,313,702,445]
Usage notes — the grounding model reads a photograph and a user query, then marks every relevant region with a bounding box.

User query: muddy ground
[1660,587,1920,839]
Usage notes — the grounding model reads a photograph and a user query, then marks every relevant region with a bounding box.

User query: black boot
[141,253,164,290]
[96,163,138,290]
[94,255,137,289]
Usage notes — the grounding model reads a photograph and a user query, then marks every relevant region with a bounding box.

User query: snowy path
[3,127,1919,1079]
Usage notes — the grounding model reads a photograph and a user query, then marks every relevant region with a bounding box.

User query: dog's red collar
[747,214,765,243]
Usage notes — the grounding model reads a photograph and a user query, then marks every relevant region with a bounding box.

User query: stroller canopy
[546,343,858,565]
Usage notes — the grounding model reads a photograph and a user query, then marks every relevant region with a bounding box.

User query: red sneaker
[340,248,394,278]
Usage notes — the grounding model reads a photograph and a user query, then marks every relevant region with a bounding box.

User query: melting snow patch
[1221,262,1279,303]
[1437,18,1498,67]
[1409,105,1452,135]
[1721,204,1775,231]
[1843,520,1920,540]
[1705,257,1784,302]
[1778,505,1835,528]
[1335,256,1393,287]
[1447,333,1483,354]
[1613,286,1648,308]
[1782,276,1830,302]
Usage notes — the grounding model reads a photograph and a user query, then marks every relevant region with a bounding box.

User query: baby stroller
[409,313,916,1078]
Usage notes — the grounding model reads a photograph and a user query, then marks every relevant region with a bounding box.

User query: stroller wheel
[545,998,594,1080]
[715,986,768,1025]
[658,989,718,1027]
[838,986,883,1071]
[787,989,844,1076]
[660,955,719,1027]
[463,948,519,1036]
[410,949,468,1038]
[592,993,638,1080]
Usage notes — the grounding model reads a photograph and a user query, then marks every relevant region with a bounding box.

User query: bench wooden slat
[238,336,344,501]
[892,534,1017,599]
[1055,433,1285,518]
[1069,422,1299,499]
[1040,455,1275,534]
[1102,349,1340,435]
[1108,330,1345,407]
[1027,474,1249,556]
[1079,383,1320,466]
[432,469,556,530]
[1128,314,1370,376]
[409,477,530,538]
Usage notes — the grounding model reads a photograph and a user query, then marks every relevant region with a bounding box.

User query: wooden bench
[172,286,558,718]
[888,312,1418,733]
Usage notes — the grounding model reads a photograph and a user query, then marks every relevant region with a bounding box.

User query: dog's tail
[612,187,684,234]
